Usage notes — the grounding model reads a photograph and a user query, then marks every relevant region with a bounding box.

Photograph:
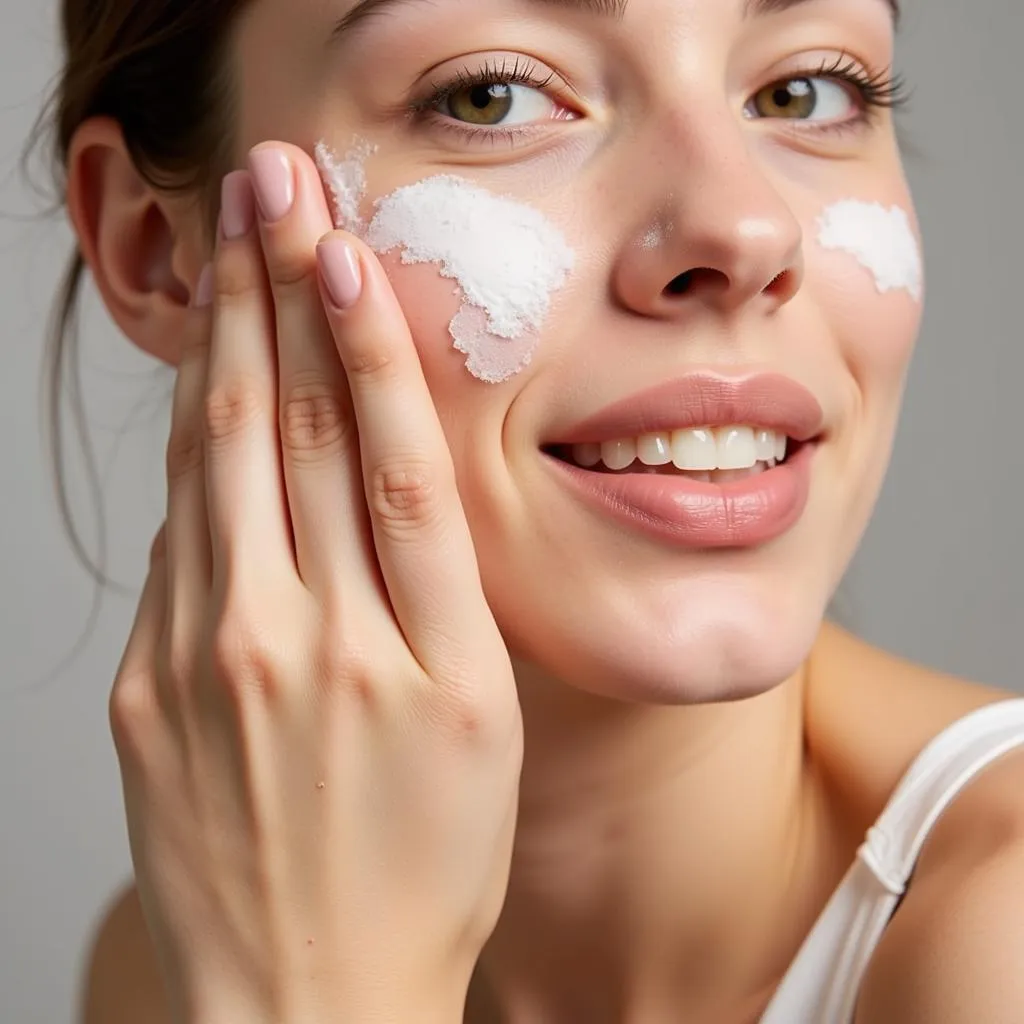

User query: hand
[108,144,524,1024]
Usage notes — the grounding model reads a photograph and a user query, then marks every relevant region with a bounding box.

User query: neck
[473,644,846,1022]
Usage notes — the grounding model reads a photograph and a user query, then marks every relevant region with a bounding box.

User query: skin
[67,0,1024,1021]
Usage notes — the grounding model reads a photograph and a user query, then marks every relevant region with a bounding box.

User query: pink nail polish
[318,239,363,310]
[221,171,256,240]
[249,148,295,223]
[193,263,214,308]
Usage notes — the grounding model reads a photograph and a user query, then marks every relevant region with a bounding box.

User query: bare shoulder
[80,882,171,1024]
[810,624,1024,1022]
[854,829,1024,1022]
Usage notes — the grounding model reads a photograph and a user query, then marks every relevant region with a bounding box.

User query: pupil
[471,83,509,110]
[773,87,793,108]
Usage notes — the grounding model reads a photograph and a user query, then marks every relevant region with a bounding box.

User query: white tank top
[759,697,1024,1023]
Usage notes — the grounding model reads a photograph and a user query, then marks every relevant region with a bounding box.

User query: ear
[66,116,211,367]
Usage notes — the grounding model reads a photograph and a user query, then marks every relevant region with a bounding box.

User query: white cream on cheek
[315,140,575,384]
[817,200,923,302]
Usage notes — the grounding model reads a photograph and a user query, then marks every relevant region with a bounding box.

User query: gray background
[1,0,1021,1020]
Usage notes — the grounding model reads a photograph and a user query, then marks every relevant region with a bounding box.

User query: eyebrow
[331,0,899,42]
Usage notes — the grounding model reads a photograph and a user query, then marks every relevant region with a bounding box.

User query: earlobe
[66,116,205,367]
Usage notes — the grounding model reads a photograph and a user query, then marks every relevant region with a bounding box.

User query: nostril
[665,271,694,296]
[764,268,797,300]
[664,268,727,298]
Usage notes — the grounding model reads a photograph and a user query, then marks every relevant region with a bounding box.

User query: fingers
[316,233,505,678]
[204,171,296,590]
[164,268,214,638]
[247,144,382,605]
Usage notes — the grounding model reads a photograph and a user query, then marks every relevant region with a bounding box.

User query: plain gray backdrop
[2,0,1021,1020]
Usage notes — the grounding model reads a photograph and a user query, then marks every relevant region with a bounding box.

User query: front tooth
[716,426,758,470]
[775,434,788,462]
[601,438,638,471]
[755,429,777,462]
[671,428,718,471]
[572,443,602,468]
[637,433,674,466]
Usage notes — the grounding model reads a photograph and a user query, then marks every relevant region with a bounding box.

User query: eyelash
[410,57,560,145]
[809,55,911,131]
[411,53,910,145]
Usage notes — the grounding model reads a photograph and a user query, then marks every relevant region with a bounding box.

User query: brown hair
[24,0,250,587]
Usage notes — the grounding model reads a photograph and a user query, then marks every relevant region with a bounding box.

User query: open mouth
[543,426,805,484]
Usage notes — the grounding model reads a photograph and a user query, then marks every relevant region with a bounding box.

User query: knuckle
[178,328,210,364]
[280,380,352,460]
[369,459,444,531]
[166,422,204,480]
[318,639,380,707]
[108,671,157,758]
[213,248,261,304]
[204,379,266,446]
[266,249,316,292]
[419,681,495,749]
[210,615,283,702]
[344,345,399,384]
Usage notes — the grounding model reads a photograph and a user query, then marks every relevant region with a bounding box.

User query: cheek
[375,255,528,503]
[379,256,464,377]
[376,256,484,442]
[805,198,924,385]
[809,247,922,379]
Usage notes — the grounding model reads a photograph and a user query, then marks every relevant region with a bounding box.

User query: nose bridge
[661,104,803,278]
[614,97,805,315]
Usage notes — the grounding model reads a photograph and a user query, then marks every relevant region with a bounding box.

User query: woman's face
[228,0,920,703]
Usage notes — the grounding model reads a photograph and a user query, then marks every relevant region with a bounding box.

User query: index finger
[315,232,503,678]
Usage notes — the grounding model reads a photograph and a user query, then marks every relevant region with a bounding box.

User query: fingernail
[248,147,295,223]
[192,263,214,308]
[221,171,256,240]
[318,238,363,310]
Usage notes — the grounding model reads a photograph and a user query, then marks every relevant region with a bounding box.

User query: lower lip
[543,443,817,549]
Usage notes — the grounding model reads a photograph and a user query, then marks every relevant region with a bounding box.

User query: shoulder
[854,800,1024,1022]
[80,882,171,1024]
[809,626,1024,1022]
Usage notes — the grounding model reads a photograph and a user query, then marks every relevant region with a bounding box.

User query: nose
[613,131,805,321]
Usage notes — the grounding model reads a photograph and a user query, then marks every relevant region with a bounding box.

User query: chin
[492,567,830,707]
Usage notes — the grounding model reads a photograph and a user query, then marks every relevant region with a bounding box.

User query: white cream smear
[315,140,575,384]
[817,200,923,301]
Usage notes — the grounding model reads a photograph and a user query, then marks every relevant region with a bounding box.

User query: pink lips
[550,373,824,446]
[544,374,825,550]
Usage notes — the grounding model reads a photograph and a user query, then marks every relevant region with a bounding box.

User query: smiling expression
[231,0,922,703]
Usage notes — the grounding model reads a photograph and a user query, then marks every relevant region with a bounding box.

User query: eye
[749,76,855,122]
[441,81,558,127]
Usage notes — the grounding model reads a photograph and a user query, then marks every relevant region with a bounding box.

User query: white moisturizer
[315,140,575,384]
[817,200,923,301]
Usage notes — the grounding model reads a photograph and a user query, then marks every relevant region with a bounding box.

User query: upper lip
[549,373,825,445]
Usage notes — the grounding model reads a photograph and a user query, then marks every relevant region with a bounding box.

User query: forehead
[331,0,899,36]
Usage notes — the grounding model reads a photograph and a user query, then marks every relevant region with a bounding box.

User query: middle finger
[247,142,385,608]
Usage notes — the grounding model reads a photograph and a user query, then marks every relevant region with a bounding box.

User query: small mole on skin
[316,781,326,790]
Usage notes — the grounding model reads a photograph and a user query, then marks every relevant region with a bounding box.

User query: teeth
[672,428,718,471]
[755,429,776,462]
[600,439,638,471]
[573,442,603,468]
[637,434,674,466]
[571,426,792,472]
[716,426,757,471]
